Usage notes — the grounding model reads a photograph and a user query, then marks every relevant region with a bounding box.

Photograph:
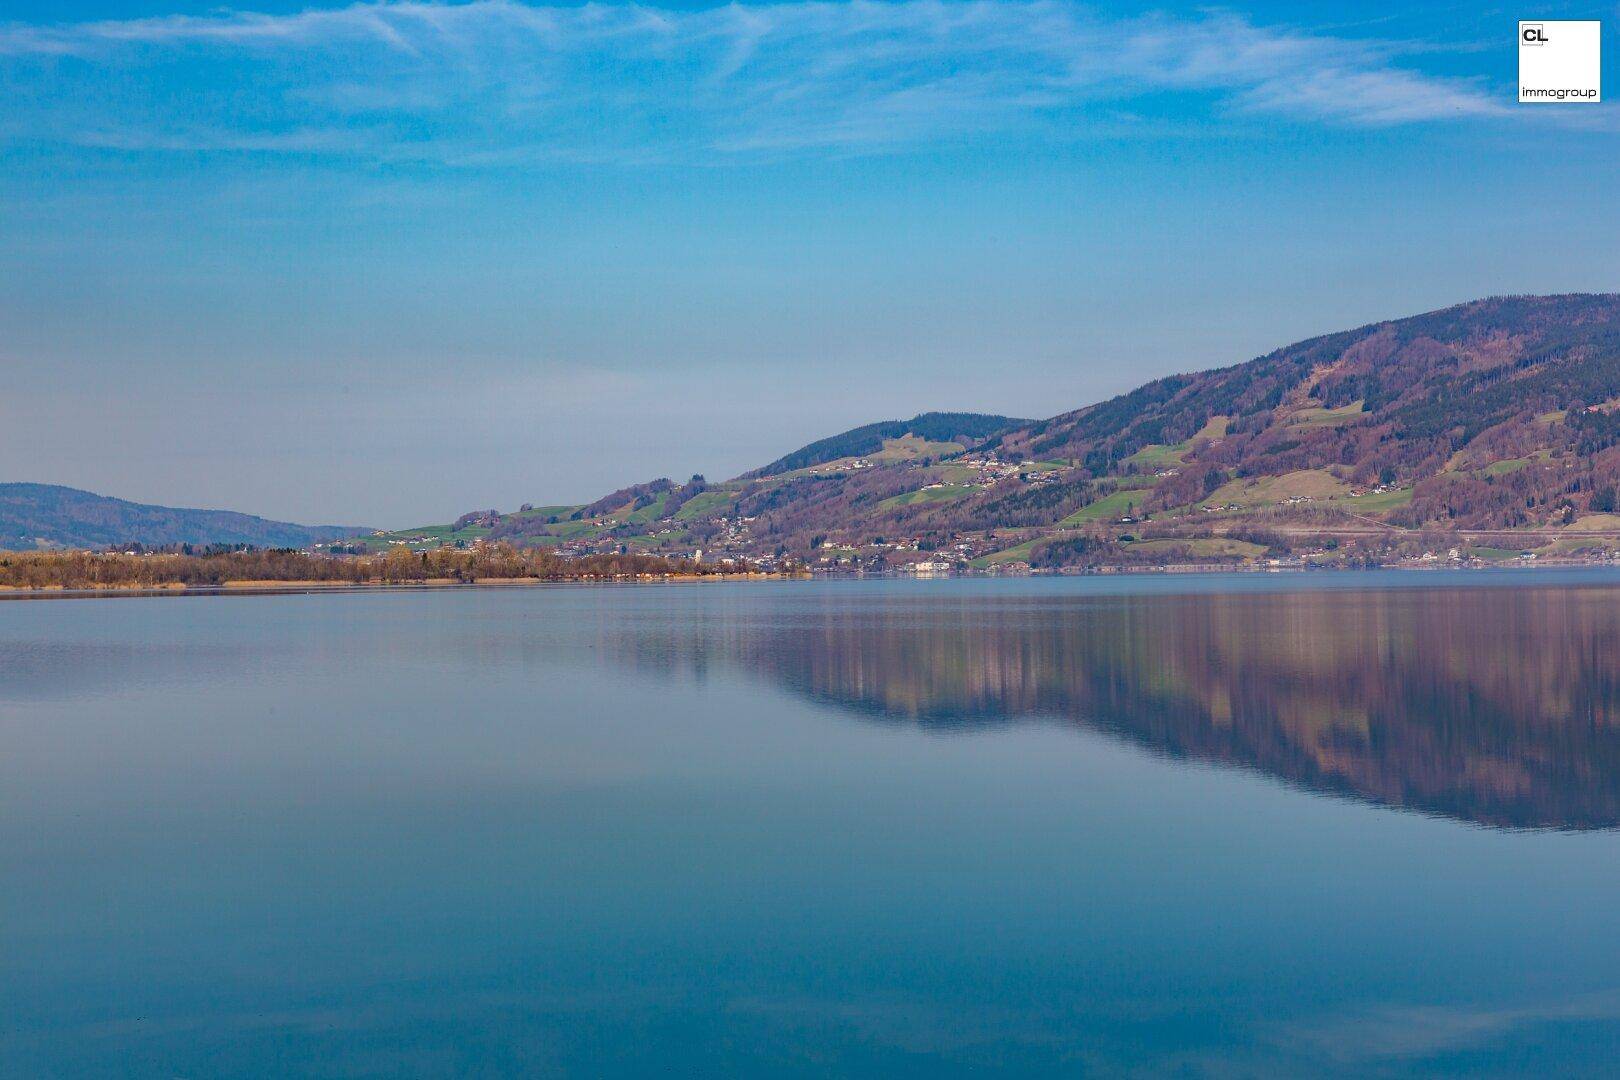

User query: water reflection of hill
[622,587,1620,830]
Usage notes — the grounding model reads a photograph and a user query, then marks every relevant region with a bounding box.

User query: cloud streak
[0,1,1510,162]
[1279,990,1620,1063]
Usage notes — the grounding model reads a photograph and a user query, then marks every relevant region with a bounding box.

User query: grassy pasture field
[1539,536,1620,556]
[869,435,965,463]
[1332,486,1414,512]
[971,538,1041,567]
[879,484,976,510]
[1206,469,1350,508]
[625,492,669,523]
[1119,415,1229,473]
[1468,546,1522,562]
[673,490,738,520]
[1121,443,1186,471]
[1059,489,1149,525]
[1124,538,1266,559]
[546,519,605,539]
[1566,513,1620,533]
[1283,400,1365,431]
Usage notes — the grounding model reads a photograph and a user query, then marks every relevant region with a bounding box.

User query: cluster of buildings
[812,533,983,573]
[960,454,1046,487]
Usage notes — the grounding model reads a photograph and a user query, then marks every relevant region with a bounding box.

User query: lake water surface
[6,572,1620,1077]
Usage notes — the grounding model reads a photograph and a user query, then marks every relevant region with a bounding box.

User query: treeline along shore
[0,545,780,592]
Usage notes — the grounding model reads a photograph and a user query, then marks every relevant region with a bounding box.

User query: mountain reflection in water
[611,583,1620,831]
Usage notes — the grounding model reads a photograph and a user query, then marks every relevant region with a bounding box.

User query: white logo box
[1519,20,1601,103]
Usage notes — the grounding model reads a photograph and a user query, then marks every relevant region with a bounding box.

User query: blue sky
[2,1,1616,526]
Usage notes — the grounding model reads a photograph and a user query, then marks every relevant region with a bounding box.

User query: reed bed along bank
[0,545,760,591]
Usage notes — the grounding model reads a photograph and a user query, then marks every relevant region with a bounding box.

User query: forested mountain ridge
[344,293,1620,569]
[0,484,364,552]
[996,293,1620,488]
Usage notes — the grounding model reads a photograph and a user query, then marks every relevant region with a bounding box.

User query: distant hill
[745,412,1030,478]
[359,294,1620,571]
[0,484,365,552]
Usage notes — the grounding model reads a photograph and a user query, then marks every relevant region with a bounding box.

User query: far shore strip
[0,572,799,594]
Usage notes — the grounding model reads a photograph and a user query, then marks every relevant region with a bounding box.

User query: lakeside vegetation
[0,545,766,592]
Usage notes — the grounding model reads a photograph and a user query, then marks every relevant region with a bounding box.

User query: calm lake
[6,572,1620,1077]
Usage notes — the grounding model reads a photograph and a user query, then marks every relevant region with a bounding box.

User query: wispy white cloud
[1279,990,1620,1062]
[0,1,1511,162]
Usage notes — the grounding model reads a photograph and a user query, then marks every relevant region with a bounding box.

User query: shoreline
[0,572,801,601]
[6,562,1620,601]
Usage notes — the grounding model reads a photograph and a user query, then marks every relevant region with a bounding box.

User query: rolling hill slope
[0,484,366,552]
[364,294,1620,570]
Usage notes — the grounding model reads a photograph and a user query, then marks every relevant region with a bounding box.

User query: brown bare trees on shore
[0,545,750,590]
